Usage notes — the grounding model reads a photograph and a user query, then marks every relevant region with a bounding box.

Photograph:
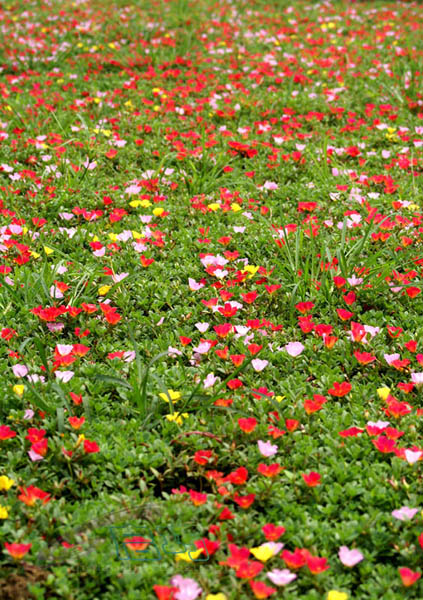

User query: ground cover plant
[2,0,423,598]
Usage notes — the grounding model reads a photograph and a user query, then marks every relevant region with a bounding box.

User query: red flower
[233,493,255,509]
[238,417,257,433]
[70,392,83,405]
[354,350,376,365]
[68,416,85,430]
[387,326,403,338]
[153,585,177,600]
[328,381,351,397]
[285,419,299,432]
[248,343,263,355]
[214,323,233,338]
[249,580,277,598]
[302,472,321,487]
[31,439,48,456]
[235,560,264,579]
[399,567,421,587]
[189,490,207,506]
[194,537,220,556]
[336,308,353,321]
[140,255,155,267]
[295,301,315,314]
[218,507,235,521]
[257,463,283,477]
[306,555,330,574]
[227,378,243,390]
[25,428,46,443]
[372,436,396,453]
[282,548,309,569]
[193,450,213,465]
[4,542,32,560]
[304,394,327,414]
[262,523,285,541]
[226,466,248,485]
[83,439,100,453]
[339,427,364,437]
[18,485,51,506]
[0,425,16,440]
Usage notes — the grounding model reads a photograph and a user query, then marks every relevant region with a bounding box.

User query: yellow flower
[108,233,118,242]
[129,201,143,208]
[242,265,259,278]
[159,389,181,403]
[0,476,14,491]
[30,251,40,258]
[153,207,164,217]
[249,543,274,562]
[206,595,227,600]
[165,412,188,425]
[98,285,111,296]
[75,434,85,448]
[208,203,220,211]
[140,199,152,208]
[43,246,53,255]
[0,506,8,519]
[377,387,390,401]
[327,592,348,600]
[275,395,285,403]
[231,202,242,212]
[175,548,203,562]
[13,385,24,396]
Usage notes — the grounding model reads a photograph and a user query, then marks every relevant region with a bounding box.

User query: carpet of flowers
[1,0,423,599]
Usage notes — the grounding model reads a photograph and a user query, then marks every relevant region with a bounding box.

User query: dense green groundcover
[2,0,423,598]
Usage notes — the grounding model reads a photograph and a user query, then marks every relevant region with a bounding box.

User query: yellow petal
[250,544,274,562]
[208,203,220,211]
[327,592,348,600]
[129,201,143,208]
[231,202,242,212]
[98,285,111,296]
[377,387,390,401]
[108,233,118,242]
[43,246,53,255]
[0,476,14,491]
[275,395,285,403]
[0,506,8,519]
[140,200,152,208]
[175,548,203,562]
[13,385,24,396]
[153,207,164,217]
[30,251,40,258]
[206,595,227,600]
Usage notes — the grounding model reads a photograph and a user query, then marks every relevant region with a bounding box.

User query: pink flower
[267,568,297,586]
[384,353,400,365]
[195,322,209,333]
[338,546,364,567]
[12,364,28,378]
[28,449,44,462]
[392,506,419,521]
[405,450,423,464]
[204,373,218,389]
[252,359,268,372]
[188,278,205,291]
[55,371,74,383]
[411,373,423,385]
[285,342,304,357]
[258,440,278,457]
[112,272,129,283]
[56,344,73,356]
[170,575,202,600]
